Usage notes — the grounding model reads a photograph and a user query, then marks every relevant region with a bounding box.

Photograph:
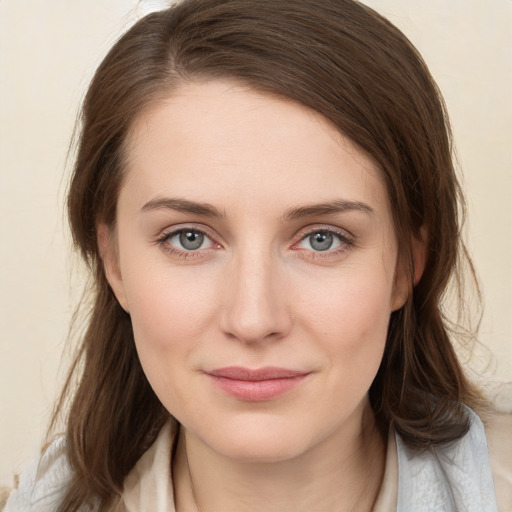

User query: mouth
[204,366,310,401]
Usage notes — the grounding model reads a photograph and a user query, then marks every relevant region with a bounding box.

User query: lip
[205,366,310,401]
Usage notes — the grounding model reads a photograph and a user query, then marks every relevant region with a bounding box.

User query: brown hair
[52,0,483,509]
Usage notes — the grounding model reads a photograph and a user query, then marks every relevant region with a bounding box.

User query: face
[104,80,407,463]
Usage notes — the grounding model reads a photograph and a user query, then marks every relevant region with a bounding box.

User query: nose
[219,248,292,344]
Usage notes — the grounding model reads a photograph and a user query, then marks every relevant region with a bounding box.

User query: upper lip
[205,366,309,381]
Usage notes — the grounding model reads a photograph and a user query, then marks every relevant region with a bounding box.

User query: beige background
[0,0,511,487]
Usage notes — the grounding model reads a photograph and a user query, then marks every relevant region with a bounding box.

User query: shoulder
[484,410,512,512]
[2,436,73,512]
[396,408,500,512]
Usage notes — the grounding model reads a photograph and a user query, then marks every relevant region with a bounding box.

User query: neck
[173,402,386,512]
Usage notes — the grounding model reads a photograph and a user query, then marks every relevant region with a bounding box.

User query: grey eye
[162,227,215,254]
[179,230,205,250]
[308,232,334,251]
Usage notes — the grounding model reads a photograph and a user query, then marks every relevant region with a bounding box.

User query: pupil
[180,231,204,250]
[310,232,333,251]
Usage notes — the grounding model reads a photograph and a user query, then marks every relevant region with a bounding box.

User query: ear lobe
[391,227,428,311]
[97,224,130,313]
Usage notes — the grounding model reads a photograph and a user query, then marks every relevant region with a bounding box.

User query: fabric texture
[2,436,73,512]
[117,422,177,512]
[396,410,499,512]
[486,412,512,510]
[3,409,509,512]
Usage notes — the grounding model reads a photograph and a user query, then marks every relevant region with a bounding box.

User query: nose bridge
[221,242,290,343]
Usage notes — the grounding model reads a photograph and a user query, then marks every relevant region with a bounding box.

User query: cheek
[123,251,217,342]
[124,277,214,420]
[300,264,393,378]
[120,260,219,394]
[304,261,393,333]
[131,284,205,347]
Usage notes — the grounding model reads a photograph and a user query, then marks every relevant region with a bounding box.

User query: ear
[97,224,130,313]
[391,226,428,311]
[412,226,428,286]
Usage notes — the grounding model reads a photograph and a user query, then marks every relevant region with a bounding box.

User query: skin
[102,80,411,512]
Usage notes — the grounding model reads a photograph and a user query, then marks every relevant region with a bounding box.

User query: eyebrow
[140,197,225,218]
[281,200,374,221]
[139,197,374,220]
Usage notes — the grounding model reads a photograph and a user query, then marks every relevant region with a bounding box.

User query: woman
[3,0,510,511]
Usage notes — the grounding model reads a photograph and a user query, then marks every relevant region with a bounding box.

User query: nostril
[220,308,291,344]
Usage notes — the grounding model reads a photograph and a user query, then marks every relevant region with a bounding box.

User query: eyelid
[294,224,354,242]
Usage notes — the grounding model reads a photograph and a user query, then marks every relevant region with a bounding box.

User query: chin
[214,435,312,464]
[187,413,328,464]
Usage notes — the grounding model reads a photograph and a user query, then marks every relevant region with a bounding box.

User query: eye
[164,228,215,251]
[294,228,352,253]
[304,231,339,251]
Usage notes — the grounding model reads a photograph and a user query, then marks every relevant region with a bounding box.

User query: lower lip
[208,375,308,401]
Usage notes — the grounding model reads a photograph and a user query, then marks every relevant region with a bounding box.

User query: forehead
[122,80,389,218]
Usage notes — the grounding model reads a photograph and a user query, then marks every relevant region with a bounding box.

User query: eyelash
[156,226,220,260]
[156,225,354,260]
[292,227,354,259]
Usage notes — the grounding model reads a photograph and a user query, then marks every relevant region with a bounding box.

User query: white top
[4,409,508,512]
